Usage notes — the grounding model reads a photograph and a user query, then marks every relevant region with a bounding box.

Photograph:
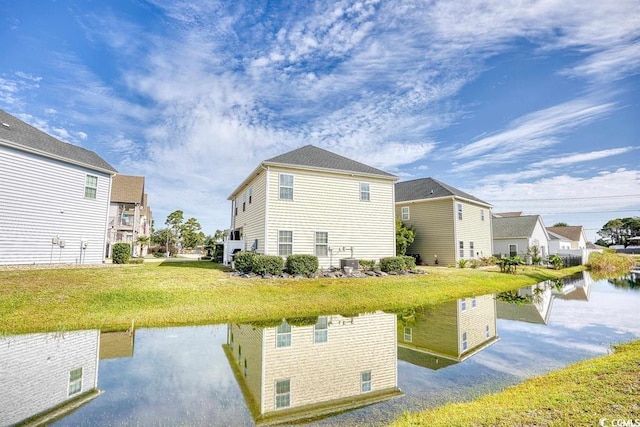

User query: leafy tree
[396,217,416,256]
[594,238,610,248]
[181,217,205,249]
[553,222,568,227]
[597,217,640,247]
[151,227,175,254]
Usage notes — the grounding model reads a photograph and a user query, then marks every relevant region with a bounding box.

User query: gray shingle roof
[265,144,396,178]
[0,109,117,173]
[546,226,584,242]
[493,215,542,239]
[395,177,490,205]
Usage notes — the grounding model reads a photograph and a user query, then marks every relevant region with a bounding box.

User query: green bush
[380,256,406,273]
[285,254,319,275]
[359,259,377,271]
[112,243,131,264]
[403,255,416,270]
[127,258,144,264]
[233,251,257,273]
[457,259,469,268]
[253,255,284,275]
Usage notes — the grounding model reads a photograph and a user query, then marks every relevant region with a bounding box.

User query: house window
[314,316,328,343]
[459,241,464,258]
[486,325,490,338]
[234,199,238,216]
[68,367,83,396]
[249,187,253,203]
[401,206,410,221]
[361,371,372,393]
[460,299,467,311]
[472,297,477,308]
[462,332,468,351]
[84,175,98,199]
[315,232,328,257]
[360,183,370,201]
[278,231,293,256]
[242,192,246,212]
[276,321,291,348]
[469,241,474,258]
[457,203,463,220]
[509,244,518,257]
[481,209,485,221]
[275,379,291,409]
[404,327,412,342]
[279,174,294,200]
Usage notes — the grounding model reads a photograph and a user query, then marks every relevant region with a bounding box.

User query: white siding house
[0,109,117,265]
[492,214,551,260]
[226,145,398,268]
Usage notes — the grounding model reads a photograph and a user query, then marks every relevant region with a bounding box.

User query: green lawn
[0,260,582,334]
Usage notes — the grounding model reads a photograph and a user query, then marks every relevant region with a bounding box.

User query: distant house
[395,177,493,266]
[492,214,550,260]
[226,145,398,268]
[224,313,402,424]
[546,226,588,249]
[108,175,152,258]
[547,230,572,254]
[0,109,117,265]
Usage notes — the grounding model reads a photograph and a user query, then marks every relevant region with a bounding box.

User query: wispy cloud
[532,147,636,167]
[451,99,616,171]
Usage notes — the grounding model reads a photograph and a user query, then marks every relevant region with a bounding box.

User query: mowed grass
[390,340,640,427]
[0,260,584,334]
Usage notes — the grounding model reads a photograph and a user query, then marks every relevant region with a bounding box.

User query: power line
[489,194,640,202]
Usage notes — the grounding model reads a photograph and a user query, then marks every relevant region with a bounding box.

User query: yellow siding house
[395,177,493,266]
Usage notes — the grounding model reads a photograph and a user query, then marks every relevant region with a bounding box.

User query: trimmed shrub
[380,256,406,273]
[233,251,257,273]
[253,255,284,275]
[112,243,131,264]
[359,259,377,271]
[402,255,416,270]
[285,254,319,275]
[127,258,144,264]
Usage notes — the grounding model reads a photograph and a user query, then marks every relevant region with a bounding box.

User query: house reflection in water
[497,273,592,325]
[224,312,402,425]
[0,330,101,426]
[397,295,499,370]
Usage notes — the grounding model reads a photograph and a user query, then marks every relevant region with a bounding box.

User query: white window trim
[314,231,328,257]
[278,230,293,257]
[68,367,83,396]
[457,203,463,220]
[361,371,372,393]
[462,332,468,351]
[84,175,98,199]
[403,326,412,342]
[276,322,292,348]
[360,182,370,201]
[509,244,518,257]
[401,206,410,221]
[279,173,294,200]
[314,316,328,344]
[275,379,291,409]
[460,299,467,311]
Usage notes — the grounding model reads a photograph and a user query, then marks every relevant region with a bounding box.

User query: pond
[1,271,639,426]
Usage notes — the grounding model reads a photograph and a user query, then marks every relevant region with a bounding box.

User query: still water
[1,271,639,426]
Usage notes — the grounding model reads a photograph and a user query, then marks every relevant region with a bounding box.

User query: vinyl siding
[458,295,497,355]
[231,170,267,253]
[454,200,493,260]
[0,330,100,425]
[264,166,396,268]
[227,324,265,410]
[0,145,111,265]
[494,238,529,258]
[395,198,456,266]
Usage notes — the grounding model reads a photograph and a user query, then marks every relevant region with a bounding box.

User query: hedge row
[379,256,416,273]
[233,252,319,275]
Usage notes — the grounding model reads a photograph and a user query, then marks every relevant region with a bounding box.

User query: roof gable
[546,226,585,242]
[111,175,145,204]
[395,177,490,206]
[0,109,117,173]
[493,215,543,239]
[264,144,396,178]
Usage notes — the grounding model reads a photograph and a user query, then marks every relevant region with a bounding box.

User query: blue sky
[1,0,638,240]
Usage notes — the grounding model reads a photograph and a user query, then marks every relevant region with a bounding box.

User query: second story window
[401,206,410,221]
[242,192,246,212]
[84,175,98,199]
[249,187,253,204]
[360,183,370,201]
[279,174,294,200]
[457,203,463,220]
[481,209,485,221]
[276,321,291,348]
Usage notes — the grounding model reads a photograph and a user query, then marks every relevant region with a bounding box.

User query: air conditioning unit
[340,258,359,271]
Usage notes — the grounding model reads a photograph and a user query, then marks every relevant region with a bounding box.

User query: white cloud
[532,147,636,167]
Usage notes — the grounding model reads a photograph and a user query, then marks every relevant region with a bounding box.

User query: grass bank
[390,340,640,427]
[0,261,583,334]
